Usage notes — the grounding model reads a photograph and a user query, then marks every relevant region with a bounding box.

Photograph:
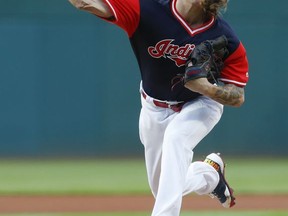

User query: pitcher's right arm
[68,0,114,19]
[69,0,140,37]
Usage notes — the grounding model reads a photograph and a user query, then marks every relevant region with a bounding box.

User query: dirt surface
[0,195,288,213]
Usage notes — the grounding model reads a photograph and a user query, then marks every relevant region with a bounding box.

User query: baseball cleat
[204,153,236,208]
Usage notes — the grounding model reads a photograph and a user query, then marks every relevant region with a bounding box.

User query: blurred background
[0,0,287,158]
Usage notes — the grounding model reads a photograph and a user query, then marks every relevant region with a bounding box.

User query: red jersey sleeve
[219,42,249,87]
[103,0,140,37]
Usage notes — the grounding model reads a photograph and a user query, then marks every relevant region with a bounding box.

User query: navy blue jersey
[103,0,249,101]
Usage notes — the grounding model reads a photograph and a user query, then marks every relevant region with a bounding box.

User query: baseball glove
[184,35,229,84]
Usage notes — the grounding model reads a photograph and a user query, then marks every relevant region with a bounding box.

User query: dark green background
[0,0,287,157]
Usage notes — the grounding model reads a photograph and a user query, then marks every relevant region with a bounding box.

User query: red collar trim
[171,0,215,36]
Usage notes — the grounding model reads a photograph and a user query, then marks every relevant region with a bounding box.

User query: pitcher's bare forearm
[211,84,245,107]
[184,78,245,107]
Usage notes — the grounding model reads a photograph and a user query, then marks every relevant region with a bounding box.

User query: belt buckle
[169,103,183,112]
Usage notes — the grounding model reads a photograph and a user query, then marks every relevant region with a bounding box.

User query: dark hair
[202,0,228,17]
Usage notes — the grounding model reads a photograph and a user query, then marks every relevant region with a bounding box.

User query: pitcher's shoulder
[213,17,243,53]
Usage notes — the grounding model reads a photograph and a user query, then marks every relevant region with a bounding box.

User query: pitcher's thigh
[164,97,223,151]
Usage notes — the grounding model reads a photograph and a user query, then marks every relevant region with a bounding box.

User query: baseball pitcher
[68,0,249,215]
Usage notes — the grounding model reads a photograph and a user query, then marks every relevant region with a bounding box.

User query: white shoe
[204,153,236,208]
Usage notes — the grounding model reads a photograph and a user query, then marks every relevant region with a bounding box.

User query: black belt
[141,91,185,112]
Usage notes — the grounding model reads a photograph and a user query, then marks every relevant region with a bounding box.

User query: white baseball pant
[139,88,224,216]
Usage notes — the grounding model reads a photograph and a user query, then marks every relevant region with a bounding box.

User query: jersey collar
[171,0,215,36]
